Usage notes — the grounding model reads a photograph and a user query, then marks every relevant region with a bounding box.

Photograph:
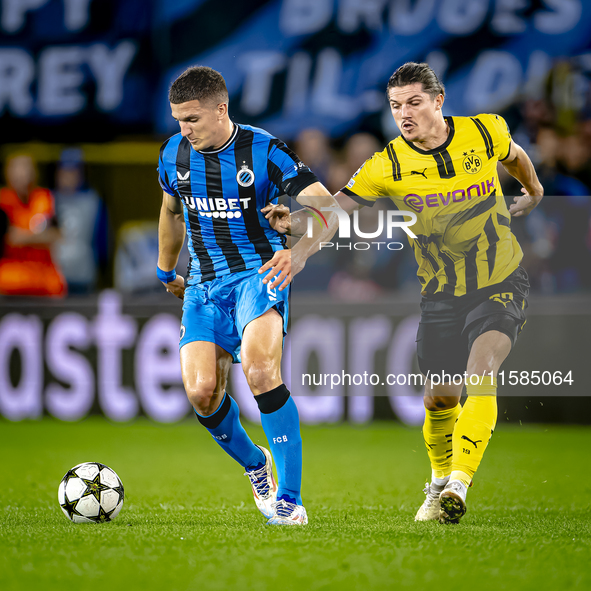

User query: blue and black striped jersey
[158,124,318,283]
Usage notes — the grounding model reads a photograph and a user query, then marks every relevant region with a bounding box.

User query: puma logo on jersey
[411,168,427,179]
[490,292,513,307]
[461,435,482,448]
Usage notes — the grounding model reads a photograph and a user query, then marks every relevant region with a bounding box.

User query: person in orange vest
[0,153,66,297]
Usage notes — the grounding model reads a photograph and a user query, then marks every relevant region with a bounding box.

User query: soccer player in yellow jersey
[341,62,543,523]
[266,62,544,524]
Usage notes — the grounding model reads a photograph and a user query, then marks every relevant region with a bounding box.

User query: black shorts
[416,266,529,377]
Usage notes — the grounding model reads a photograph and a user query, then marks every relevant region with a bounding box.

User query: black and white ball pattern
[58,462,124,523]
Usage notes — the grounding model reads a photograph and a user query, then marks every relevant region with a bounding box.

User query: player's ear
[435,93,444,111]
[217,102,228,119]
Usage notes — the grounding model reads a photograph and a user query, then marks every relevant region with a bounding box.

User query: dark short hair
[169,66,229,105]
[386,62,445,100]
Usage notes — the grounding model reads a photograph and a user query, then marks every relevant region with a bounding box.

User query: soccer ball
[58,462,124,523]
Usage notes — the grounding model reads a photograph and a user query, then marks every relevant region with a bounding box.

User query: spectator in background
[559,132,591,191]
[519,98,554,145]
[0,209,7,258]
[327,132,382,194]
[294,128,334,187]
[324,132,392,300]
[500,125,591,293]
[539,58,591,190]
[0,153,66,297]
[545,59,586,137]
[544,194,591,292]
[536,126,590,196]
[53,148,109,294]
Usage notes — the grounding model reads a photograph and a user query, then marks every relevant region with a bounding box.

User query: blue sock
[195,393,265,470]
[257,385,302,505]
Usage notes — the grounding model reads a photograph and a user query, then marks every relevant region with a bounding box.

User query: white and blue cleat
[267,496,308,526]
[244,445,277,519]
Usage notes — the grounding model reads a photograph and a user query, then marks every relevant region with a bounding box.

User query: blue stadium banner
[1,0,590,142]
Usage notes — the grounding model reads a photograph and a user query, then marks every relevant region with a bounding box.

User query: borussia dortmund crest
[462,152,482,174]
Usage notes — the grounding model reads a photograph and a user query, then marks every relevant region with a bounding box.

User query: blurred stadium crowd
[1,58,590,300]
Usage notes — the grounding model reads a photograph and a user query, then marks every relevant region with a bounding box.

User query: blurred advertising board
[1,289,590,425]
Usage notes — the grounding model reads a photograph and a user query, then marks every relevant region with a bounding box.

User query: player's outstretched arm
[502,140,544,217]
[334,191,364,215]
[262,190,362,237]
[259,182,341,290]
[157,191,186,299]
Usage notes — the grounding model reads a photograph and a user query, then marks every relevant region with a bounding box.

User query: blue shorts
[180,268,289,363]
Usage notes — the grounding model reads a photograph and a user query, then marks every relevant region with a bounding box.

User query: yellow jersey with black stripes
[341,114,522,297]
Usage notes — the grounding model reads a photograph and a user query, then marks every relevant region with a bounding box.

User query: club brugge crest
[237,164,255,187]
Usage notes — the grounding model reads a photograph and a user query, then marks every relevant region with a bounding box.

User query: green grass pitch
[1,417,590,591]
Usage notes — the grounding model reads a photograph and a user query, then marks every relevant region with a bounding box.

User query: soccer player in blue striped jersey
[157,66,338,525]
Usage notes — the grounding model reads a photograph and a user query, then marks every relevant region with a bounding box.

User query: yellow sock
[451,377,498,487]
[422,404,461,480]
